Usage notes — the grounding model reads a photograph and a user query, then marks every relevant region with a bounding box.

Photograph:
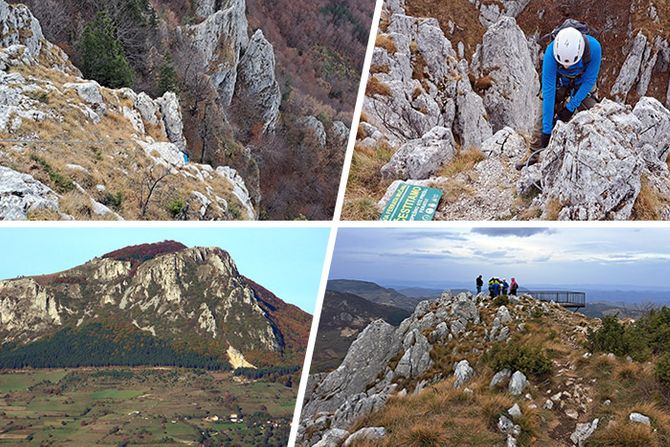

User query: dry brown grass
[375,34,397,53]
[366,77,392,97]
[544,197,562,220]
[588,402,670,447]
[0,63,245,221]
[439,148,485,178]
[350,377,546,447]
[587,422,657,447]
[631,176,665,220]
[341,142,395,220]
[369,64,390,74]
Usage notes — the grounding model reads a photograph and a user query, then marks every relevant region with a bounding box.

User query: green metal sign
[379,182,443,221]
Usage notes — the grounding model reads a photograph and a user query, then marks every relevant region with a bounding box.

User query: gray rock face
[395,329,433,378]
[481,17,539,134]
[633,96,670,169]
[508,371,528,395]
[302,320,397,419]
[570,418,599,446]
[481,127,527,159]
[629,412,651,425]
[474,0,530,27]
[332,121,350,146]
[155,92,187,152]
[302,116,327,147]
[381,126,456,179]
[0,1,44,60]
[187,0,249,107]
[508,403,522,419]
[215,166,256,220]
[611,32,647,101]
[313,429,350,447]
[363,13,490,150]
[235,30,281,132]
[539,100,644,220]
[299,291,482,445]
[63,82,106,116]
[194,0,217,17]
[490,368,512,388]
[453,359,475,388]
[0,166,59,219]
[343,427,386,447]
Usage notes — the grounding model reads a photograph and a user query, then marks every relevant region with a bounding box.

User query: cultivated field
[0,368,294,446]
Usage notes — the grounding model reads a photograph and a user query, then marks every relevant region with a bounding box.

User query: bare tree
[138,164,172,218]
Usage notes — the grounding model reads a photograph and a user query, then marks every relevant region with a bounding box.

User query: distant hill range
[0,241,310,370]
[326,279,421,311]
[312,285,413,373]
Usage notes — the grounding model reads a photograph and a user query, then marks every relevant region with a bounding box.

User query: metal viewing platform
[525,291,586,308]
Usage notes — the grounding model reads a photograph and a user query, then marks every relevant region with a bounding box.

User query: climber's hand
[540,133,551,148]
[557,108,574,123]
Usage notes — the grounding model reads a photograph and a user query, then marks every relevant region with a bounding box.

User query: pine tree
[80,12,134,89]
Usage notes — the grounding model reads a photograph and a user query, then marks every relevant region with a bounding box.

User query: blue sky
[330,228,670,291]
[0,227,330,313]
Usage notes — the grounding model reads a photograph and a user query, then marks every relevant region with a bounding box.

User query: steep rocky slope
[312,290,412,373]
[299,291,670,446]
[10,0,369,220]
[0,1,256,220]
[345,0,670,220]
[0,241,310,369]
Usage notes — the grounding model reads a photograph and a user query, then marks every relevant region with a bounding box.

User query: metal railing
[525,291,586,308]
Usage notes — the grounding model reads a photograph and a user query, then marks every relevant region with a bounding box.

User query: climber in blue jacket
[516,22,602,170]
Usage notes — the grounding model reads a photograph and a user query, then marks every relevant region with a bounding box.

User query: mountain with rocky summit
[299,291,670,446]
[345,0,670,220]
[0,240,310,370]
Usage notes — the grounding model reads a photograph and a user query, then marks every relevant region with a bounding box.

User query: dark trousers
[477,285,482,294]
[531,87,598,149]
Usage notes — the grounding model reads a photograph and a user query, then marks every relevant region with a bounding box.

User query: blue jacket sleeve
[542,43,558,134]
[567,37,602,112]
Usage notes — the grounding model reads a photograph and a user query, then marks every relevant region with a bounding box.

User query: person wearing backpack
[516,20,602,170]
[510,278,519,296]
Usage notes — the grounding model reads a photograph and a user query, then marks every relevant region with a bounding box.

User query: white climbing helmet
[553,27,585,67]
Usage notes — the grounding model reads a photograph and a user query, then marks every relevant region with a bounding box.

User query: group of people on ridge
[476,275,519,297]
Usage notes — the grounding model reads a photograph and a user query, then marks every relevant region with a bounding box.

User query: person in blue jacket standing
[516,22,602,170]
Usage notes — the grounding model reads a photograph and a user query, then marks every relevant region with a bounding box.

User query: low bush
[484,339,552,379]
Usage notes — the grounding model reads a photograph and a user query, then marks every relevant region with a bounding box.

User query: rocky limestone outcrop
[187,0,249,108]
[480,16,539,134]
[186,0,281,134]
[299,291,481,446]
[363,7,491,151]
[0,0,257,220]
[0,166,59,219]
[468,0,530,28]
[0,1,44,61]
[299,291,606,446]
[155,91,187,152]
[535,98,670,220]
[381,126,456,179]
[234,30,281,132]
